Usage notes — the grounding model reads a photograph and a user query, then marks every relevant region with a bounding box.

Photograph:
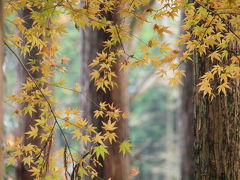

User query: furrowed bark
[193,49,240,180]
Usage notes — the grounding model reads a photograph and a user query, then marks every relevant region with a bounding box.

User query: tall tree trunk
[16,8,43,180]
[179,18,194,180]
[180,60,194,180]
[81,25,129,180]
[179,6,194,179]
[188,0,240,178]
[0,0,4,179]
[193,44,240,179]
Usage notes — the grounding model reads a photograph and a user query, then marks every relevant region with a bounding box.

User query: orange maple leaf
[130,168,139,177]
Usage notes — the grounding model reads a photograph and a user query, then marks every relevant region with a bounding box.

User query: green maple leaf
[78,167,88,178]
[119,140,132,156]
[93,145,109,160]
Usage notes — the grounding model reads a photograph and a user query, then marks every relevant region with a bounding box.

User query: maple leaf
[86,124,97,134]
[168,77,182,87]
[74,117,88,127]
[13,149,23,158]
[93,133,104,145]
[122,113,128,119]
[93,145,109,160]
[169,63,179,70]
[120,60,130,71]
[89,59,100,67]
[119,140,132,155]
[153,24,173,38]
[130,168,140,177]
[155,69,167,77]
[22,156,33,167]
[78,167,88,178]
[208,51,221,62]
[90,70,100,80]
[217,82,231,96]
[22,144,35,155]
[102,120,117,131]
[97,51,108,60]
[23,105,37,117]
[99,102,108,110]
[72,129,82,140]
[28,167,40,177]
[7,157,17,165]
[25,126,38,139]
[178,32,191,44]
[104,131,117,144]
[94,110,104,119]
[81,135,91,145]
[198,80,212,96]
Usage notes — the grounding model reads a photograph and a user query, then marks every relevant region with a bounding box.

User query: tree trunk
[0,0,4,179]
[81,25,129,180]
[180,60,194,180]
[179,6,195,179]
[16,8,43,180]
[193,49,240,179]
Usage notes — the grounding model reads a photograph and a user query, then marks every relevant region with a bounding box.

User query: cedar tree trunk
[193,50,240,179]
[16,8,44,180]
[81,23,130,180]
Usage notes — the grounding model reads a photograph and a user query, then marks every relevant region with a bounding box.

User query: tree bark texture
[0,0,4,179]
[81,20,130,180]
[193,51,240,179]
[16,8,44,180]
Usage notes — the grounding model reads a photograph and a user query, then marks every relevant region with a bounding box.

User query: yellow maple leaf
[93,133,104,145]
[104,131,117,144]
[23,105,37,117]
[22,156,33,167]
[81,135,91,145]
[102,120,117,131]
[208,51,221,62]
[28,167,40,177]
[217,82,231,96]
[94,110,104,119]
[25,126,38,139]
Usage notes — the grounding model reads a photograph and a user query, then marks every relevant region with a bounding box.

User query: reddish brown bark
[193,52,240,179]
[179,7,195,179]
[81,23,129,180]
[180,60,194,180]
[16,8,44,180]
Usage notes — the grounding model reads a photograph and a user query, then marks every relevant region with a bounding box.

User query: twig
[3,41,75,168]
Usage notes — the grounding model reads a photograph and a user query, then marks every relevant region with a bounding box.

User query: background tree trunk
[0,0,4,179]
[180,60,194,180]
[81,25,129,180]
[193,49,240,179]
[16,8,43,180]
[179,6,194,179]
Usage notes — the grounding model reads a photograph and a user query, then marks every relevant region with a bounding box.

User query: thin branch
[3,41,75,167]
[195,1,240,41]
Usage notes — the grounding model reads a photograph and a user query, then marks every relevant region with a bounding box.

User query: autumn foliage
[2,0,240,179]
